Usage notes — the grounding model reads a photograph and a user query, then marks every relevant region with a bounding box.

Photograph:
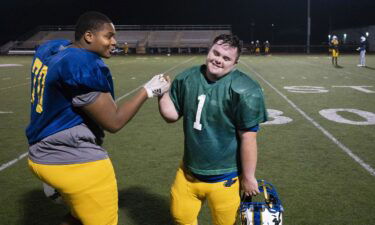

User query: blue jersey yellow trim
[26,40,114,144]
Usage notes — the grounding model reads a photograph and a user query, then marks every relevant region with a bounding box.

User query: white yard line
[0,64,23,67]
[241,60,375,177]
[0,152,28,171]
[115,56,196,102]
[0,82,29,91]
[0,56,196,172]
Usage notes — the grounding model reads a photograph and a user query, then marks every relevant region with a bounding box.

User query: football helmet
[360,36,366,42]
[240,180,283,225]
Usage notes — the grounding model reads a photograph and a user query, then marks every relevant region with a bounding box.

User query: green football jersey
[170,65,268,175]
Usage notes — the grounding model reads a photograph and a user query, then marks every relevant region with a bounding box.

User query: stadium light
[366,32,369,37]
[328,34,331,40]
[343,33,347,39]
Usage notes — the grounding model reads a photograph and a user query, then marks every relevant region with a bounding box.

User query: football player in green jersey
[158,34,268,225]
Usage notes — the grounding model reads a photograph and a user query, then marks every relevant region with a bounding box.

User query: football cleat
[43,182,64,204]
[240,180,283,225]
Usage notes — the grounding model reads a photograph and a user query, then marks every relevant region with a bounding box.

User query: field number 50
[265,108,375,125]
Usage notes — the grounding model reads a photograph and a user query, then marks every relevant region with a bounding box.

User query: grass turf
[0,54,374,224]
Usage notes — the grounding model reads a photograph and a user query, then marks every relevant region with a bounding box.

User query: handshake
[143,74,171,98]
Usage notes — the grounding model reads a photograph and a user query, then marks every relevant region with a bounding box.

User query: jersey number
[193,94,206,130]
[31,58,48,113]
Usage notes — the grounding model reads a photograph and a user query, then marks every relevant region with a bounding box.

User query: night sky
[0,0,374,45]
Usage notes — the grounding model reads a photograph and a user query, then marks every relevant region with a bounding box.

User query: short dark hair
[74,11,112,41]
[212,34,242,58]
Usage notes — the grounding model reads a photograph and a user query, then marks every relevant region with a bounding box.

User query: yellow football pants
[28,158,118,225]
[332,49,339,57]
[170,166,240,225]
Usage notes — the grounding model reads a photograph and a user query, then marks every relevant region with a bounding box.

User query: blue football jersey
[26,40,114,144]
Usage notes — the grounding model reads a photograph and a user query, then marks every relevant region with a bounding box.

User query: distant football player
[255,40,261,55]
[249,41,255,54]
[330,35,339,66]
[264,40,270,55]
[357,36,367,67]
[123,42,129,55]
[158,34,268,225]
[26,11,170,225]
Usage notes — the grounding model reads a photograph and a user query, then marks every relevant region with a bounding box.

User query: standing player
[26,11,170,225]
[357,36,367,67]
[158,34,268,225]
[123,42,129,55]
[249,41,255,54]
[255,40,261,55]
[330,35,339,66]
[264,40,270,55]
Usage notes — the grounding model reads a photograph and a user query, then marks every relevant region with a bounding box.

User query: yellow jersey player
[330,35,339,66]
[123,42,129,55]
[264,40,270,55]
[255,40,261,55]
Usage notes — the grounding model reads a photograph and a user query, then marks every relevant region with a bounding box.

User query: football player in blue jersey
[357,36,367,67]
[158,34,268,225]
[26,11,170,225]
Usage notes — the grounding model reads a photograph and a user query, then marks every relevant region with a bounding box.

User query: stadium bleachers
[5,25,232,54]
[43,31,74,41]
[116,31,149,48]
[147,31,180,48]
[179,30,230,48]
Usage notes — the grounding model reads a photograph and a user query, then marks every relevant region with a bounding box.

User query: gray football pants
[359,50,366,66]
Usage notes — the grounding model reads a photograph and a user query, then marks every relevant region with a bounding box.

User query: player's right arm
[82,89,148,133]
[83,74,170,133]
[158,92,180,123]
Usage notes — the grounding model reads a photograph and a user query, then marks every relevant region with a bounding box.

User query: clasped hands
[144,74,171,98]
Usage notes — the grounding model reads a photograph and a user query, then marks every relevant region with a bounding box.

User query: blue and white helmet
[240,180,283,225]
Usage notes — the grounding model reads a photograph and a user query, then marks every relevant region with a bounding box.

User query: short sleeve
[234,88,268,129]
[72,91,101,107]
[61,52,114,97]
[169,77,183,115]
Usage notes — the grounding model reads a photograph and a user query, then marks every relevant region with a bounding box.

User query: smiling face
[84,23,117,58]
[205,40,239,81]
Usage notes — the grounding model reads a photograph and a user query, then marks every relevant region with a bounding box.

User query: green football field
[0,54,374,225]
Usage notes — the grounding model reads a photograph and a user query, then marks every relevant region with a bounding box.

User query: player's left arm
[158,92,180,123]
[239,130,260,196]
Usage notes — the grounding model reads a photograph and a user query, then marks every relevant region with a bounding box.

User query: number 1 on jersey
[193,94,206,130]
